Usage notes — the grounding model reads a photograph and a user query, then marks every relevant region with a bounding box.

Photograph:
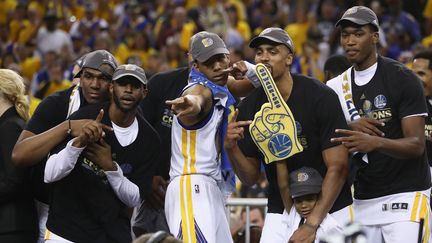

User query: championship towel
[326,67,360,122]
[327,67,369,163]
[249,64,303,164]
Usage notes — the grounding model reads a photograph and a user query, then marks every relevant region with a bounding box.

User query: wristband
[67,119,72,135]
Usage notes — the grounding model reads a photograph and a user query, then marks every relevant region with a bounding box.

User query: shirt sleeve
[393,66,428,119]
[105,162,141,208]
[316,87,349,150]
[44,138,84,183]
[26,94,65,134]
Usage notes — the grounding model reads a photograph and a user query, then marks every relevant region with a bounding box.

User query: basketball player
[164,31,235,243]
[329,6,431,243]
[225,27,352,243]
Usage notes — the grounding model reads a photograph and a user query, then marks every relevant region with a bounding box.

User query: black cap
[249,27,294,54]
[75,50,118,79]
[289,167,323,198]
[190,31,230,63]
[336,6,379,30]
[113,64,148,85]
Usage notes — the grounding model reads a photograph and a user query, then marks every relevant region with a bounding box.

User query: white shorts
[354,190,431,243]
[165,174,232,243]
[260,212,290,243]
[363,221,431,243]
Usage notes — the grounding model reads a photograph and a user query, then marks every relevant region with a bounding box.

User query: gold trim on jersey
[180,128,198,242]
[410,192,431,242]
[44,229,51,240]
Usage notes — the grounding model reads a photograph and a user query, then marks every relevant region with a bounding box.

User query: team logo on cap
[201,37,214,48]
[297,172,309,182]
[261,28,273,36]
[345,7,358,15]
[123,64,137,71]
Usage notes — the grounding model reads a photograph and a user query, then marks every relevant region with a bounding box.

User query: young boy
[283,166,343,242]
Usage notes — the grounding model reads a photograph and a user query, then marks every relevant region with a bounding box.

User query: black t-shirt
[425,99,432,167]
[46,102,160,243]
[139,67,189,179]
[351,56,431,199]
[238,74,352,214]
[26,86,87,203]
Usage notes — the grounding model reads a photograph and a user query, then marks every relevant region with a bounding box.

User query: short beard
[113,93,138,113]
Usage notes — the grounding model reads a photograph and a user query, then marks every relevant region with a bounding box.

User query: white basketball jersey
[170,103,224,182]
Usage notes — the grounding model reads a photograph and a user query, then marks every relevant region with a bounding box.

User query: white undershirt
[111,117,138,147]
[44,118,141,207]
[353,62,378,86]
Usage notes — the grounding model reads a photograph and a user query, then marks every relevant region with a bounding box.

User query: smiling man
[43,64,160,243]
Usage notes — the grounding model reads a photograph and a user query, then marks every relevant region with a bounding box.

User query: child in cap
[283,166,343,242]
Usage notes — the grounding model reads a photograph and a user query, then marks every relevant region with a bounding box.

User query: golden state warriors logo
[201,37,214,48]
[268,134,292,158]
[249,64,303,164]
[374,95,387,109]
[297,172,309,182]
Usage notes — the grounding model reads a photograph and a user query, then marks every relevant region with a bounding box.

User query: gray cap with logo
[249,27,295,54]
[190,31,230,63]
[289,167,323,198]
[113,64,148,85]
[75,50,118,79]
[336,6,379,30]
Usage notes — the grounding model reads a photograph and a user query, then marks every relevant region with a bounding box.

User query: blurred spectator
[240,207,265,229]
[34,63,71,99]
[69,2,109,49]
[323,54,351,82]
[36,10,73,57]
[380,0,421,59]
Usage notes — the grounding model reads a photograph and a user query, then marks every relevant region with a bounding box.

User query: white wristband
[244,61,261,88]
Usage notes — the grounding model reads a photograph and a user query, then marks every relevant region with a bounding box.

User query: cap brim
[196,47,230,63]
[113,72,146,85]
[249,36,285,48]
[290,185,321,198]
[335,18,370,27]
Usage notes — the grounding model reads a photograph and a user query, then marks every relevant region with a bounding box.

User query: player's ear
[285,52,294,67]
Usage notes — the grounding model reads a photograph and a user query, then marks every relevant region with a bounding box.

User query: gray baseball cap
[249,27,295,54]
[190,31,230,63]
[113,64,148,85]
[336,6,379,30]
[289,167,323,198]
[75,50,118,78]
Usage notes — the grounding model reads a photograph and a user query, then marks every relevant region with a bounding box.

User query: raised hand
[249,64,303,164]
[229,61,249,80]
[166,95,201,118]
[224,109,252,150]
[73,109,110,148]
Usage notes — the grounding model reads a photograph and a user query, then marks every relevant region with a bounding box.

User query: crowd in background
[2,0,432,98]
[2,0,432,241]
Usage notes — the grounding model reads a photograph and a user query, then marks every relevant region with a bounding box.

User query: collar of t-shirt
[353,62,378,86]
[111,118,138,147]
